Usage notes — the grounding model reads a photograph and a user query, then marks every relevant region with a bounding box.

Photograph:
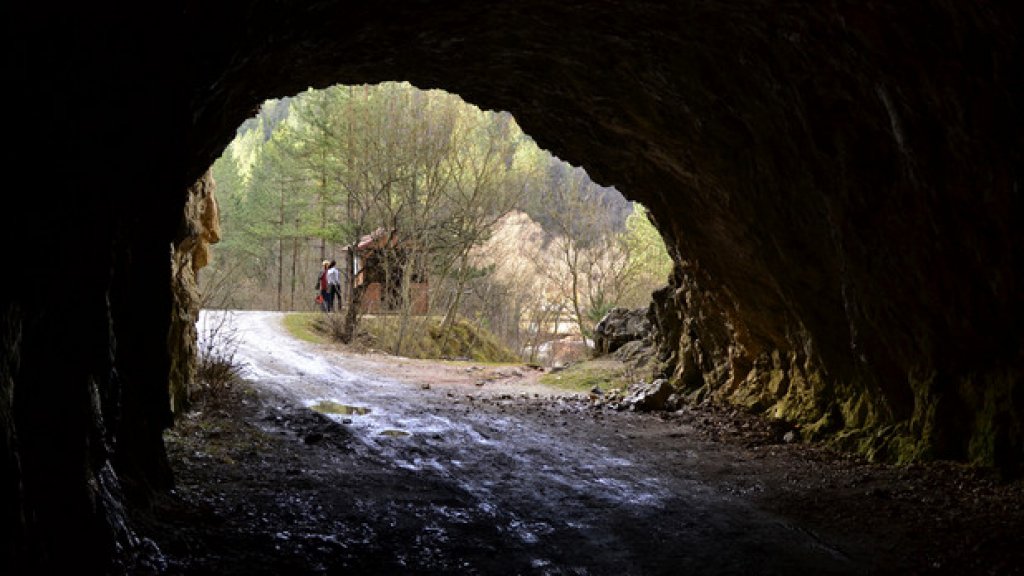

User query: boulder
[594,307,652,355]
[624,379,675,412]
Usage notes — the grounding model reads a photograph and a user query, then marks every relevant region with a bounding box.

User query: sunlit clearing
[201,81,672,365]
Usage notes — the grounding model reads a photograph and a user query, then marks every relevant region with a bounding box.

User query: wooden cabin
[340,228,429,315]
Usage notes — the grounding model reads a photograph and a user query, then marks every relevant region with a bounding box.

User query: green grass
[361,315,520,363]
[539,358,633,393]
[282,313,326,344]
[283,312,520,364]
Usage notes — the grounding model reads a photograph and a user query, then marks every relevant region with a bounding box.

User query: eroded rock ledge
[169,170,221,415]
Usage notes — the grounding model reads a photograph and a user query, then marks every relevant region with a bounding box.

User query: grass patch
[361,315,520,363]
[282,313,326,344]
[539,359,633,394]
[285,312,520,364]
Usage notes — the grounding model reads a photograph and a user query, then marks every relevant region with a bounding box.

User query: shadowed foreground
[126,312,1023,575]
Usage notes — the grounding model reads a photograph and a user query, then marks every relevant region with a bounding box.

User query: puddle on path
[379,429,411,437]
[310,400,372,416]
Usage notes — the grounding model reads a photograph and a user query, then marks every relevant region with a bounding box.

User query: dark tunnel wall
[3,1,1022,573]
[187,0,1023,466]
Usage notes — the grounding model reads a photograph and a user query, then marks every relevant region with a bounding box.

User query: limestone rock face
[594,307,652,356]
[169,170,221,415]
[4,1,1022,573]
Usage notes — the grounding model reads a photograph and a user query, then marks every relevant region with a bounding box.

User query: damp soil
[127,311,1024,576]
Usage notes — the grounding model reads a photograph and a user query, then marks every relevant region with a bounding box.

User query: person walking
[316,260,330,312]
[327,259,342,313]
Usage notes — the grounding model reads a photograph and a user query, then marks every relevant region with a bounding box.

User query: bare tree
[534,161,624,340]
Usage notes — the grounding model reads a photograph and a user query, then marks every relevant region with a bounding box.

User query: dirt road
[131,311,1023,575]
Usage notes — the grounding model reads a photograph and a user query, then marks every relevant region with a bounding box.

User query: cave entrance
[197,81,671,379]
[172,83,693,572]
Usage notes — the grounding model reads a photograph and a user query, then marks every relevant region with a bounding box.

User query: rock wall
[181,0,1023,473]
[629,4,1024,472]
[169,170,221,415]
[3,1,1022,573]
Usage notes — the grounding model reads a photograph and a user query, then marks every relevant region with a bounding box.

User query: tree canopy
[202,81,672,359]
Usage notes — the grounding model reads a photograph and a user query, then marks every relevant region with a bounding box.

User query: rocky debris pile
[587,308,676,414]
[587,378,674,412]
[465,365,528,387]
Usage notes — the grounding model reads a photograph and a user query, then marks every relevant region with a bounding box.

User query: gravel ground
[125,311,1024,576]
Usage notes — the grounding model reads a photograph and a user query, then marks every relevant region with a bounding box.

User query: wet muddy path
[130,311,1023,575]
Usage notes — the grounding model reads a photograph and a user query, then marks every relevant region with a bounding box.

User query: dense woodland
[202,82,671,359]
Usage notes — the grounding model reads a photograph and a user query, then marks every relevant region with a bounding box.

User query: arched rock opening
[4,1,1021,573]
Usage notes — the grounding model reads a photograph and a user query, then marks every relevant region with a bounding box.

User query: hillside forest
[202,81,672,361]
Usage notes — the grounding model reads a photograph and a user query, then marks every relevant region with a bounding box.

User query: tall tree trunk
[290,234,299,310]
[439,251,469,354]
[340,278,365,343]
[568,250,587,342]
[341,249,353,310]
[276,236,283,310]
[526,304,553,365]
[393,264,415,356]
[276,184,285,310]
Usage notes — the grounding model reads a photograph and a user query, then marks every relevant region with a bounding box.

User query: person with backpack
[327,259,342,312]
[316,260,330,311]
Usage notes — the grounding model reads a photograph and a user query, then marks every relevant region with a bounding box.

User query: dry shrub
[195,310,243,403]
[313,312,367,346]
